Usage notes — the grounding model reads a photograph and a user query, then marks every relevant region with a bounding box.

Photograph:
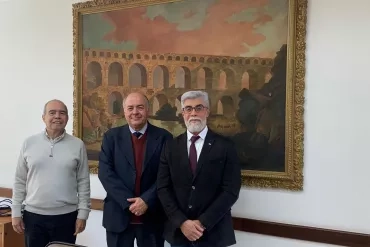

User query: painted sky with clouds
[82,0,288,58]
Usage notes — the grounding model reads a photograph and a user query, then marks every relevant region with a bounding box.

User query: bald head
[122,92,149,109]
[123,92,149,131]
[43,99,68,116]
[42,99,69,137]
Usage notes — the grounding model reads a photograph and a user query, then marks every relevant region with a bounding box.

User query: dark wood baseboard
[232,217,370,247]
[1,187,369,246]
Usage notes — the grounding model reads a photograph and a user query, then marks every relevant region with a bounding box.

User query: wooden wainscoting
[1,187,370,247]
[0,188,12,198]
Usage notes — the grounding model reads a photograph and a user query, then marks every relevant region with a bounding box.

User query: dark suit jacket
[157,128,241,247]
[98,122,172,233]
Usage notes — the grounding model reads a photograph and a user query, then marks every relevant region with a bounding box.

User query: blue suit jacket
[98,122,173,233]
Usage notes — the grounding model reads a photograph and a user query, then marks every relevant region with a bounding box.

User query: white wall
[1,0,369,246]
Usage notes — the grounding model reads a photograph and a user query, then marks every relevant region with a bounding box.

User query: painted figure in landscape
[81,0,289,172]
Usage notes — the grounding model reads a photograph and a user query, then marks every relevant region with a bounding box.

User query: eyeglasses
[182,105,208,113]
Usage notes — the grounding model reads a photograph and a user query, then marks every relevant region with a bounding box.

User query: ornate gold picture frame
[72,0,307,191]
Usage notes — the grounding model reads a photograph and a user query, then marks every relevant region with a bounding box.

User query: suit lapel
[194,130,215,179]
[118,126,135,170]
[142,124,161,173]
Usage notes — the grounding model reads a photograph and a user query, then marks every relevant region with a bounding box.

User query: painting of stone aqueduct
[83,49,272,124]
[81,46,288,172]
[74,0,296,174]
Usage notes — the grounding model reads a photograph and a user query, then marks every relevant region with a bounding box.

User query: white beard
[185,117,206,133]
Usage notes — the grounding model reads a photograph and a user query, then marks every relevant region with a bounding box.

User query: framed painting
[72,0,307,190]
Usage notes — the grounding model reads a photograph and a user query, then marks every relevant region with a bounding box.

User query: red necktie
[189,135,200,175]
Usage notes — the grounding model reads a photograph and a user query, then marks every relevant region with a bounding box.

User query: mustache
[188,117,202,122]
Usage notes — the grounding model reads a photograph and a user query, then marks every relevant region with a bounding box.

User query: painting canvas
[72,0,307,190]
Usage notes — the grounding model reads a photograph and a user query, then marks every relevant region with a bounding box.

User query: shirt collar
[129,122,148,135]
[45,129,66,142]
[187,125,208,141]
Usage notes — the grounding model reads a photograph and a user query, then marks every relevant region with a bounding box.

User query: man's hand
[74,219,86,236]
[180,220,204,241]
[12,217,25,234]
[127,197,148,216]
[193,220,205,230]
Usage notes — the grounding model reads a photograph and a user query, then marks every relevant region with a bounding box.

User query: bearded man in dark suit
[157,90,241,247]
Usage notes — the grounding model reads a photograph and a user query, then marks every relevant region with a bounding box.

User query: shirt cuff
[11,205,22,218]
[77,209,90,220]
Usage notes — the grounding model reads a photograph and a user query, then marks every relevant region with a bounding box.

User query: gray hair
[43,99,68,115]
[122,92,149,109]
[181,91,210,108]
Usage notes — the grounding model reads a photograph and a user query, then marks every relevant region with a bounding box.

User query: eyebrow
[127,104,144,107]
[184,104,203,107]
[49,109,66,112]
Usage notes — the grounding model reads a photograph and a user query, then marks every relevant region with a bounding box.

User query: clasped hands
[180,220,205,242]
[127,197,148,216]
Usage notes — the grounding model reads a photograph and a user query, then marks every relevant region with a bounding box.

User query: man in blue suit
[98,92,173,247]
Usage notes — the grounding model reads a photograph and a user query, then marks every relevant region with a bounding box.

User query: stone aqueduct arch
[82,49,273,116]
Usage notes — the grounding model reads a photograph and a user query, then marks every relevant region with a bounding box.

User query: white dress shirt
[128,122,148,139]
[186,126,208,161]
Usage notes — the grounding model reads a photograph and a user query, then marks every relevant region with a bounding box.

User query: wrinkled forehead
[45,101,68,113]
[124,95,147,108]
[183,97,206,107]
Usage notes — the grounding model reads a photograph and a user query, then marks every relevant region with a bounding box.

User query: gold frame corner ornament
[72,0,308,191]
